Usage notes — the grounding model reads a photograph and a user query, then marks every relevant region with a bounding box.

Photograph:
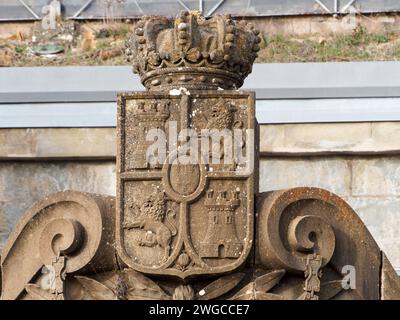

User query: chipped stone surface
[0,161,116,247]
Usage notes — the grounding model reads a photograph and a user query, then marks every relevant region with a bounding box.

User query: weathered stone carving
[0,191,116,300]
[256,187,388,299]
[123,190,177,263]
[1,11,399,300]
[125,11,261,91]
[117,91,256,279]
[200,189,242,259]
[69,269,246,300]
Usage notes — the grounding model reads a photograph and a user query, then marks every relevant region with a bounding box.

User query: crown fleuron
[132,101,170,122]
[125,11,261,91]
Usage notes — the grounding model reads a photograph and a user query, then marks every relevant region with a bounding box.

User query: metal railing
[1,0,400,21]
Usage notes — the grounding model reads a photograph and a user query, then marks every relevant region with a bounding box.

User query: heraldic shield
[117,90,257,279]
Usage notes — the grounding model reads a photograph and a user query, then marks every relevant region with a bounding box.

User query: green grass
[15,46,25,54]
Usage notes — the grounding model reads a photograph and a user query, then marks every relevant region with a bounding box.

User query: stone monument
[1,12,399,300]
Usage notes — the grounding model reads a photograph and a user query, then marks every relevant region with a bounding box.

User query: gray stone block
[0,128,115,159]
[345,196,400,269]
[0,161,116,247]
[259,157,351,196]
[260,122,400,155]
[351,157,400,196]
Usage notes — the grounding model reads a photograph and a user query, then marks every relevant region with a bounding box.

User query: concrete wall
[0,123,399,272]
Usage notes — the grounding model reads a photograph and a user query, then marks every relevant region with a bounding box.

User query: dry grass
[0,23,131,67]
[2,24,400,67]
[256,26,400,63]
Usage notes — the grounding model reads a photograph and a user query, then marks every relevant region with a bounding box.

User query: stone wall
[0,124,399,272]
[0,161,116,236]
[260,156,400,269]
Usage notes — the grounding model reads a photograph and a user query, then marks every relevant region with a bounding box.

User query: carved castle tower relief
[128,101,170,169]
[0,11,399,300]
[200,189,242,259]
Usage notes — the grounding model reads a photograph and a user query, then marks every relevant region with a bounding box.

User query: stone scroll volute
[0,191,117,300]
[257,187,382,299]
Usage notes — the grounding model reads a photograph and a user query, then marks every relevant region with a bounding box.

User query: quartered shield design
[116,91,257,279]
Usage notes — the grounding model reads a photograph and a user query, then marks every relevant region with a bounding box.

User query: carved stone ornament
[1,12,399,300]
[125,11,261,91]
[116,91,256,279]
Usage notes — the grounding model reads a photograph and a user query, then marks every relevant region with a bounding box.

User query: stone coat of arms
[117,91,256,279]
[0,11,399,301]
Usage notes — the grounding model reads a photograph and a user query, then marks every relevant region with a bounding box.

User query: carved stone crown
[132,101,170,121]
[126,11,261,91]
[205,189,241,210]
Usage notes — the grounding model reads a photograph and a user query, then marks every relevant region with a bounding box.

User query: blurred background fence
[2,0,400,21]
